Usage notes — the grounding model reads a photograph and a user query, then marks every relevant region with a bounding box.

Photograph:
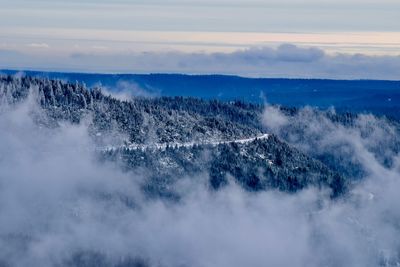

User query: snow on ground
[102,134,270,152]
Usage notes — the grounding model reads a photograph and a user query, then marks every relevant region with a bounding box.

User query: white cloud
[27,43,50,49]
[2,44,400,79]
[100,80,159,100]
[65,45,400,80]
[262,106,288,131]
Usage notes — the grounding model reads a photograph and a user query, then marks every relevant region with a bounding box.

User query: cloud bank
[1,44,400,80]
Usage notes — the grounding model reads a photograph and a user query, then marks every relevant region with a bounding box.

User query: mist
[0,89,400,266]
[99,80,159,101]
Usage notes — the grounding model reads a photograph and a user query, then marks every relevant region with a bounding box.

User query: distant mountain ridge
[2,69,399,119]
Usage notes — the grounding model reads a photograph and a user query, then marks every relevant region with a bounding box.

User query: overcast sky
[0,0,399,78]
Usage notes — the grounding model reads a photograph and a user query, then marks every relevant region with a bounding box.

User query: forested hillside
[3,74,395,197]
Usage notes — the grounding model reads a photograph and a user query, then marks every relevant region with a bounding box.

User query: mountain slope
[1,75,348,196]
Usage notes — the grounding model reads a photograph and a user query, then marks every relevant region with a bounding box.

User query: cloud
[276,44,325,62]
[260,104,400,264]
[262,105,289,131]
[99,80,159,101]
[262,104,400,179]
[2,44,400,79]
[27,43,50,49]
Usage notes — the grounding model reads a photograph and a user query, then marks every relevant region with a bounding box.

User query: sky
[0,0,400,78]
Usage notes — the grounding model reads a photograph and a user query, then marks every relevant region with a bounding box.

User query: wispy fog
[0,90,400,266]
[99,81,159,101]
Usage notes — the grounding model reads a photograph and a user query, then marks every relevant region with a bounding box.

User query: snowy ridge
[102,134,270,152]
